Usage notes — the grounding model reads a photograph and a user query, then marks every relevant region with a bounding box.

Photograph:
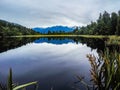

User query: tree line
[45,30,72,35]
[74,10,120,35]
[0,19,38,37]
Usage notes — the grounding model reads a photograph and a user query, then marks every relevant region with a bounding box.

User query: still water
[0,37,103,90]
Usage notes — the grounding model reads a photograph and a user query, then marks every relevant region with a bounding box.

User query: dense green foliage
[86,47,120,90]
[74,11,120,35]
[0,19,38,37]
[46,30,72,35]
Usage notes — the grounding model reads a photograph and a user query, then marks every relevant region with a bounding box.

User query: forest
[74,10,120,35]
[0,19,38,37]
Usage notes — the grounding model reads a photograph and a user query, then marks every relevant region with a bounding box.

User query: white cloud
[0,0,120,27]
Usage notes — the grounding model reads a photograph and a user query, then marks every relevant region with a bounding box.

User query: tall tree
[118,10,120,16]
[102,11,111,35]
[111,12,118,34]
[116,15,120,35]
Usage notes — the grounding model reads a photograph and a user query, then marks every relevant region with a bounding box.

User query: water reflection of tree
[86,46,120,90]
[75,37,106,51]
[0,37,38,53]
[0,37,107,53]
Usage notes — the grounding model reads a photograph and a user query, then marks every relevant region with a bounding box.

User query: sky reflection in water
[0,39,97,90]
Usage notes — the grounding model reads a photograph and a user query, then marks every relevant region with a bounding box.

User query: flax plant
[1,68,38,90]
[87,47,120,90]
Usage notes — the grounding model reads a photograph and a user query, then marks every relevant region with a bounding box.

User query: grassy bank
[9,34,120,45]
[10,34,120,38]
[78,35,120,45]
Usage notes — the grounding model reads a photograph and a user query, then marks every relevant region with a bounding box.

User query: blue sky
[0,0,120,28]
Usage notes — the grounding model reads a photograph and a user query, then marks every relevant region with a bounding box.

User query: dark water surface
[0,37,106,90]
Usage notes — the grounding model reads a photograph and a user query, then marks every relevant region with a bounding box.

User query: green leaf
[7,68,13,90]
[13,81,37,90]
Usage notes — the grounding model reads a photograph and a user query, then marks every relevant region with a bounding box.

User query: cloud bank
[0,0,120,27]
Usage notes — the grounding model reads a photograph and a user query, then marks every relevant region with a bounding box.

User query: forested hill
[0,19,38,37]
[74,10,120,35]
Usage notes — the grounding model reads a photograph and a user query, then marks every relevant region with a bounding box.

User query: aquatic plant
[0,68,38,90]
[76,46,120,90]
[87,47,120,90]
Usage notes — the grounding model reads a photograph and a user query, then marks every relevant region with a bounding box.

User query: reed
[1,68,38,90]
[87,47,120,90]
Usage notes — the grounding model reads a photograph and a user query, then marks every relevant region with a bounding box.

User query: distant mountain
[0,19,38,37]
[32,26,75,34]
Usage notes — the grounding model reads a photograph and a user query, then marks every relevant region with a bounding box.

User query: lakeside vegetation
[0,68,38,90]
[77,47,120,90]
[74,10,120,35]
[0,19,39,37]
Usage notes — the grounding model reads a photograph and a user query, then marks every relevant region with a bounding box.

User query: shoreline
[9,34,120,38]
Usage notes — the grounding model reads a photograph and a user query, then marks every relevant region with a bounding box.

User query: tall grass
[86,47,120,90]
[0,68,38,90]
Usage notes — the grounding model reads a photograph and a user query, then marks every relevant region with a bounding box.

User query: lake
[0,37,118,90]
